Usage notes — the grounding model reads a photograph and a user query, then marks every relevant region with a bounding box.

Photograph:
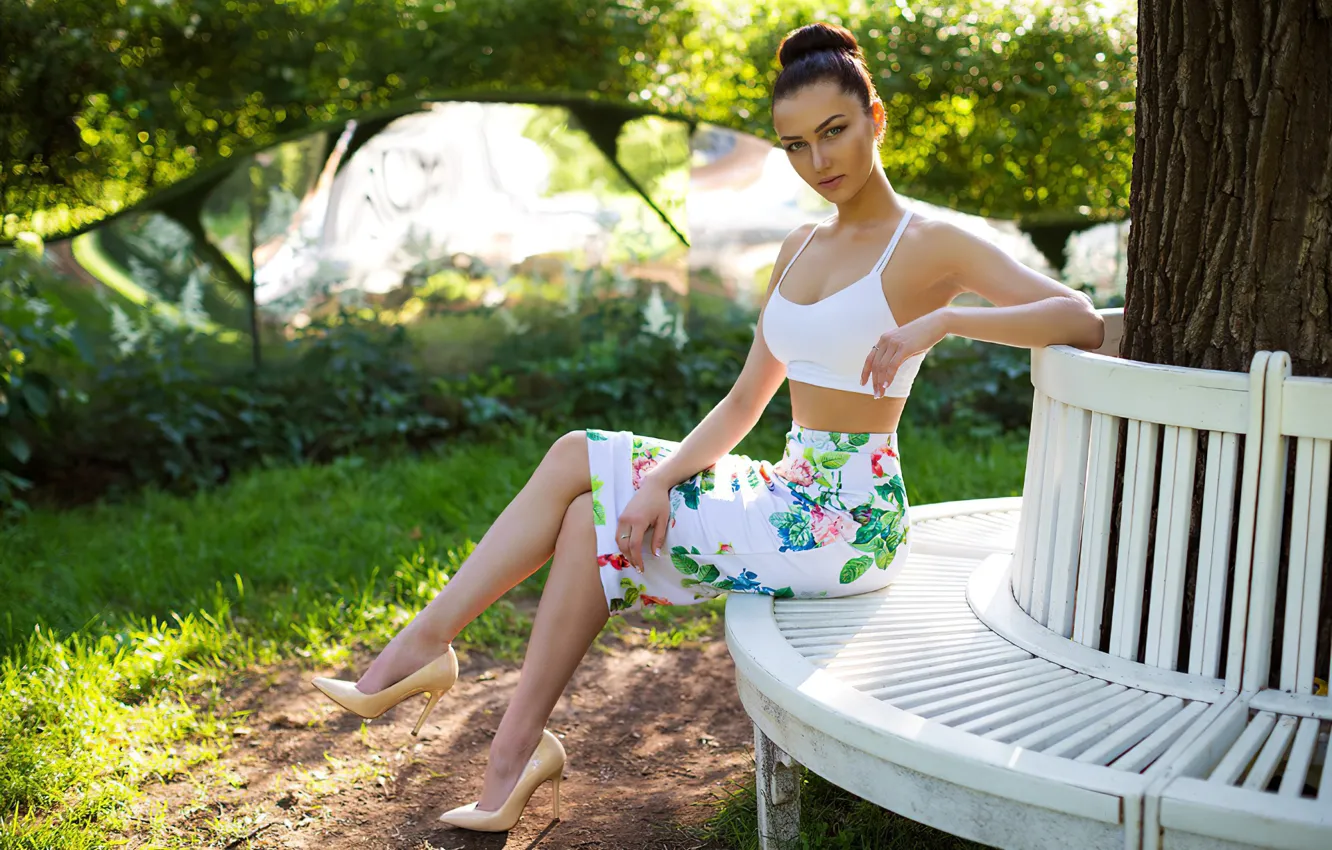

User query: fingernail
[655,548,660,557]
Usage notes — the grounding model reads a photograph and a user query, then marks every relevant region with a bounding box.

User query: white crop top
[762,210,929,398]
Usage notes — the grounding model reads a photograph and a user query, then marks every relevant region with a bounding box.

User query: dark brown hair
[773,22,877,112]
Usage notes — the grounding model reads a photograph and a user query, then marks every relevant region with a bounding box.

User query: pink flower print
[597,553,638,572]
[716,542,735,554]
[871,443,899,478]
[775,456,816,487]
[810,505,855,546]
[640,593,673,607]
[631,454,660,489]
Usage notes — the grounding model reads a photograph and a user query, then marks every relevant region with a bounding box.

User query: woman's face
[772,80,883,200]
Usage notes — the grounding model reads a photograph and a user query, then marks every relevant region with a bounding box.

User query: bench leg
[754,723,801,850]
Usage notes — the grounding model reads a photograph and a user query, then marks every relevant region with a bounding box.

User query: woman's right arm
[637,222,816,493]
[614,223,814,566]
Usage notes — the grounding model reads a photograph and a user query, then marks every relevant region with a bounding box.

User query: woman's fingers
[629,521,652,569]
[651,511,668,558]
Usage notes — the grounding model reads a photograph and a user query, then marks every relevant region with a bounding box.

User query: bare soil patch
[133,610,752,850]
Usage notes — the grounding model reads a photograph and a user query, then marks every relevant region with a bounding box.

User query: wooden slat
[1028,400,1066,622]
[1015,390,1052,609]
[1240,714,1298,791]
[1047,405,1092,637]
[868,658,1050,702]
[1110,700,1208,774]
[1280,438,1329,694]
[953,677,1109,735]
[1189,430,1239,678]
[1209,711,1278,785]
[908,669,1076,719]
[928,672,1086,727]
[1277,716,1321,797]
[1145,425,1197,669]
[1042,692,1163,759]
[1032,344,1252,433]
[980,681,1126,742]
[1073,412,1120,648]
[1075,696,1184,765]
[1223,351,1272,691]
[850,647,1031,692]
[1242,355,1293,691]
[1110,419,1159,659]
[1012,687,1145,751]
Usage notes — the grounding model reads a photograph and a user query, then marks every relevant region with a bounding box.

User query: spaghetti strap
[870,210,914,276]
[774,215,836,288]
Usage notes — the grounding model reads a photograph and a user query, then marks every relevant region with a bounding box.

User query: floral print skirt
[585,421,911,616]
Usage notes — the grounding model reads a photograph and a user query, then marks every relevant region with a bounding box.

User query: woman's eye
[826,127,843,138]
[785,142,805,152]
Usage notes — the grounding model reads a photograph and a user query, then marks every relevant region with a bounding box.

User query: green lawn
[0,419,1026,849]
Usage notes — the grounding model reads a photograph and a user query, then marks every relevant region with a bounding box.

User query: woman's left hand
[860,310,950,398]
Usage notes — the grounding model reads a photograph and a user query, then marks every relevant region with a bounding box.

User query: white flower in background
[1063,221,1130,297]
[109,305,147,357]
[495,305,529,336]
[178,269,209,331]
[641,287,673,337]
[128,255,163,295]
[481,286,507,307]
[641,287,689,350]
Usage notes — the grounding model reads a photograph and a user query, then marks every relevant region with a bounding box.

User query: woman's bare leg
[356,430,594,693]
[475,490,610,811]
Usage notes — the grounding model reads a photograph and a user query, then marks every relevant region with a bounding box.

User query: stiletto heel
[412,689,444,737]
[311,645,458,736]
[438,728,567,832]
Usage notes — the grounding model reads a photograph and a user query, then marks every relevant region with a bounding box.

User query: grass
[0,417,1027,849]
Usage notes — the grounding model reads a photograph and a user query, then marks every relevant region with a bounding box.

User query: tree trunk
[1122,0,1332,378]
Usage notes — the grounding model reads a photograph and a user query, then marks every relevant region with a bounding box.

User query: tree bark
[1122,0,1332,377]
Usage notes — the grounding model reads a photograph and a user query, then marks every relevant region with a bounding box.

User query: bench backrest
[1242,354,1332,696]
[1014,313,1266,690]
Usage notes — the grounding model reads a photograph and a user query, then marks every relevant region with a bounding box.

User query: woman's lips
[819,175,844,190]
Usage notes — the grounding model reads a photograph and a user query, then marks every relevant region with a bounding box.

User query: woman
[312,21,1105,832]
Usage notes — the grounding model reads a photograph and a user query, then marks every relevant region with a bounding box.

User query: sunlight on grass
[0,421,1025,848]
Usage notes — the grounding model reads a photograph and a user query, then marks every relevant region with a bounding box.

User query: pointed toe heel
[438,729,567,832]
[310,645,458,736]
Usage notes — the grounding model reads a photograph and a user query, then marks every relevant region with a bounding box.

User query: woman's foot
[477,726,546,812]
[356,622,450,695]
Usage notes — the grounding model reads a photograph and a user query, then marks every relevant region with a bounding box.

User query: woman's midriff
[787,380,907,434]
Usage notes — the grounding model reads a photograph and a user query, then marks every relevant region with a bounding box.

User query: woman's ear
[871,101,885,142]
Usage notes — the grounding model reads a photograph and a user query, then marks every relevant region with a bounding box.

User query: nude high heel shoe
[310,645,458,737]
[438,728,566,832]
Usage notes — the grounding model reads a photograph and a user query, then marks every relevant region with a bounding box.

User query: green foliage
[41,310,449,497]
[0,409,1024,848]
[2,0,1136,244]
[0,243,91,515]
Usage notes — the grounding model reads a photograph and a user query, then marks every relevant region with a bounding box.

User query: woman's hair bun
[778,22,862,69]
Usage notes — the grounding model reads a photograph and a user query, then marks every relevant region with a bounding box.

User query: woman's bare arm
[638,223,814,491]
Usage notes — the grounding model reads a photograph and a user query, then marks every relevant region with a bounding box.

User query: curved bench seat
[726,500,1236,850]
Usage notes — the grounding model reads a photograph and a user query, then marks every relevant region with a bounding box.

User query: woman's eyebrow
[779,114,846,141]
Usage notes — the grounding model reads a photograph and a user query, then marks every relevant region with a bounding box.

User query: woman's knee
[555,492,596,554]
[543,430,591,487]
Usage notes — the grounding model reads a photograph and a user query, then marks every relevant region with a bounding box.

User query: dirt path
[134,614,753,849]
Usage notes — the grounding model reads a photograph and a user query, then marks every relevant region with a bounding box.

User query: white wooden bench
[726,310,1332,849]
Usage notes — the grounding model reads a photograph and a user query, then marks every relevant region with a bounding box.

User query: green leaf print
[839,555,873,584]
[874,544,897,570]
[815,475,832,488]
[829,432,841,443]
[876,475,907,508]
[590,475,607,526]
[854,518,885,546]
[747,468,761,490]
[670,546,700,575]
[700,466,717,493]
[818,451,851,470]
[772,587,795,599]
[697,564,721,583]
[848,433,870,447]
[587,431,608,441]
[678,479,701,510]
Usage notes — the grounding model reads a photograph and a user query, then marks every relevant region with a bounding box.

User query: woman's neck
[831,167,902,229]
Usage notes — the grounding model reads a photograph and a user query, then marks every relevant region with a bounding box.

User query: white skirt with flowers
[584,421,912,616]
